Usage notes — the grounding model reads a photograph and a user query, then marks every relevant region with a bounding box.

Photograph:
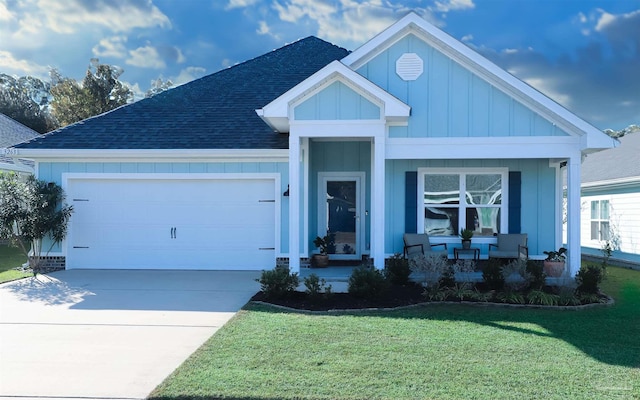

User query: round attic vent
[396,53,423,81]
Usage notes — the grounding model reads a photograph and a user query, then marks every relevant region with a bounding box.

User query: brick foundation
[30,256,65,273]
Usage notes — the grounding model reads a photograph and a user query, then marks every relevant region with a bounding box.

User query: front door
[318,172,364,260]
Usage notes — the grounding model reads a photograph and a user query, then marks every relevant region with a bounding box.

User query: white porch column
[288,135,301,272]
[372,132,386,269]
[566,154,582,276]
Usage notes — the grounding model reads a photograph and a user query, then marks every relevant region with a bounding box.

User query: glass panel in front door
[326,180,357,255]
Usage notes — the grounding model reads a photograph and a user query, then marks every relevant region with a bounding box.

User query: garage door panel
[67,178,276,270]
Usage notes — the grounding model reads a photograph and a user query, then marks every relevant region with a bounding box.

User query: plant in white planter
[460,228,474,249]
[543,247,567,277]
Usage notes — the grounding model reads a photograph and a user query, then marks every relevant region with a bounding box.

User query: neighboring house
[580,132,640,266]
[0,113,38,175]
[12,13,616,275]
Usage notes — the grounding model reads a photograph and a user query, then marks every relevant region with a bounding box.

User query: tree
[0,173,73,273]
[145,77,174,98]
[50,58,133,127]
[0,73,57,133]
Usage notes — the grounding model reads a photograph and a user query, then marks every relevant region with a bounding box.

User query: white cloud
[38,0,171,34]
[594,9,616,32]
[522,77,572,106]
[226,0,259,10]
[461,34,473,42]
[0,0,13,21]
[92,36,128,58]
[174,66,207,85]
[257,20,280,40]
[270,0,432,47]
[434,0,475,13]
[0,50,49,78]
[122,80,144,101]
[127,46,166,69]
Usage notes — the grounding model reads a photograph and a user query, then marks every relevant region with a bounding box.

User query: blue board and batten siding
[295,81,381,120]
[38,161,291,254]
[385,159,557,257]
[357,34,569,138]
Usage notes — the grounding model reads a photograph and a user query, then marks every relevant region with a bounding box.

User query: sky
[0,0,638,131]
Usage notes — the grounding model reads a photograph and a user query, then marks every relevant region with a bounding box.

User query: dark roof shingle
[16,37,349,150]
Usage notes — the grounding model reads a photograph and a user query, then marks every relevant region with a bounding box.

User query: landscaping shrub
[422,283,447,301]
[525,260,546,290]
[447,282,474,301]
[527,290,559,306]
[438,264,457,288]
[348,267,389,299]
[482,258,505,290]
[497,290,525,304]
[409,253,449,286]
[257,266,299,299]
[384,253,411,285]
[303,273,332,299]
[502,258,529,291]
[558,288,581,306]
[576,263,605,294]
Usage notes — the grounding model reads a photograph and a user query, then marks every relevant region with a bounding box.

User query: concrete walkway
[0,269,260,400]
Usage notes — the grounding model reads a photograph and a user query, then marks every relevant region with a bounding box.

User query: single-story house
[12,13,617,275]
[0,113,38,176]
[579,131,640,266]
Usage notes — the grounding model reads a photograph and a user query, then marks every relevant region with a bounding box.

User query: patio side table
[454,247,480,261]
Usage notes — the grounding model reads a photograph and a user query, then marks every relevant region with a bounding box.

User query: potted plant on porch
[460,228,474,249]
[543,247,567,277]
[312,233,335,268]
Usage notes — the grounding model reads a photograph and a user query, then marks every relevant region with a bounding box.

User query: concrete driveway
[0,269,260,400]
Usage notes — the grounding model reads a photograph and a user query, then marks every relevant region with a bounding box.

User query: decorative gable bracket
[256,60,410,133]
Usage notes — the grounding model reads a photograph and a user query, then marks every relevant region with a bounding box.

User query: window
[590,200,610,241]
[419,169,507,237]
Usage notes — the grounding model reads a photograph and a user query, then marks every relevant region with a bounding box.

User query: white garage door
[66,177,277,270]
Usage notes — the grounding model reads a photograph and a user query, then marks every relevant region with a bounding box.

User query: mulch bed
[251,283,428,311]
[250,283,613,312]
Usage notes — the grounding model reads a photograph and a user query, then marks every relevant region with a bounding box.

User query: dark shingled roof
[15,37,349,150]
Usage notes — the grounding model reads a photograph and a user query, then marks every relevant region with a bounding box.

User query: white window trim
[589,198,611,243]
[417,168,508,243]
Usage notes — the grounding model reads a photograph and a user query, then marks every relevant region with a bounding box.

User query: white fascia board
[12,148,289,163]
[257,60,410,132]
[582,176,640,190]
[581,131,620,153]
[291,120,386,138]
[386,136,581,160]
[0,161,34,174]
[343,11,615,152]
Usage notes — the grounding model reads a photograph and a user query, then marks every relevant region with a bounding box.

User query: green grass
[150,266,640,399]
[0,245,30,283]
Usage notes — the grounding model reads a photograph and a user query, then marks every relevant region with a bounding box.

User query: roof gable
[257,60,410,132]
[343,12,616,152]
[294,81,381,120]
[15,37,349,150]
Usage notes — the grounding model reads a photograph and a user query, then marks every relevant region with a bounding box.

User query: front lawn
[149,266,640,400]
[0,245,30,284]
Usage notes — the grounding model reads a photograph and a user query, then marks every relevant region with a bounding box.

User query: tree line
[0,59,172,134]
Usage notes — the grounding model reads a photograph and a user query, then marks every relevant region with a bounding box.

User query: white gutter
[8,148,290,160]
